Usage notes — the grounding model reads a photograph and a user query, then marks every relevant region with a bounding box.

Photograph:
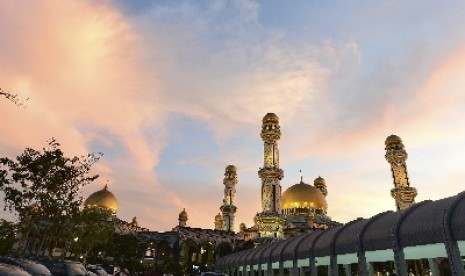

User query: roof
[215,191,465,271]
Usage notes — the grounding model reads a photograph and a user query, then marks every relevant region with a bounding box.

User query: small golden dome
[225,164,237,173]
[84,185,119,213]
[179,208,188,221]
[281,182,328,210]
[314,176,326,186]
[385,134,403,146]
[262,113,279,124]
[215,213,223,222]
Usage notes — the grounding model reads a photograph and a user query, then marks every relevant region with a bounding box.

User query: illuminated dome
[281,181,328,212]
[84,184,119,213]
[262,113,279,124]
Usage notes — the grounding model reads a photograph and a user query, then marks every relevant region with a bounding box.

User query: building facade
[113,113,340,273]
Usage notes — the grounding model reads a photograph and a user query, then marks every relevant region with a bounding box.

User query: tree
[0,88,28,107]
[0,138,102,255]
[0,219,16,255]
[69,206,114,262]
[158,257,183,275]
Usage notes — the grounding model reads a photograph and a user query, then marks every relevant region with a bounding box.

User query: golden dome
[385,134,403,146]
[225,164,237,173]
[84,185,119,213]
[215,213,223,222]
[179,208,188,221]
[281,182,328,211]
[314,176,326,186]
[262,113,279,124]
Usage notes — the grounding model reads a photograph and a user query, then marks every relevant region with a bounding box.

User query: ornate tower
[178,208,188,227]
[256,113,286,238]
[220,164,238,232]
[385,135,417,210]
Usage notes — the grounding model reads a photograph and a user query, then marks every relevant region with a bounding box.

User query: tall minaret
[385,135,417,210]
[220,164,238,232]
[256,113,286,238]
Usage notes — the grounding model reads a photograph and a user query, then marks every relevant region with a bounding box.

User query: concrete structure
[215,191,465,276]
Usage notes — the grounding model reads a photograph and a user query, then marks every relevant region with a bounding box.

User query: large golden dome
[281,181,328,211]
[84,185,119,213]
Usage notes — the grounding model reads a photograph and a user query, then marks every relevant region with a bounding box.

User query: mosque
[83,113,424,274]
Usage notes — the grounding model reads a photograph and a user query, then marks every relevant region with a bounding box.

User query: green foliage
[70,207,114,261]
[0,138,102,254]
[158,257,183,275]
[0,219,16,255]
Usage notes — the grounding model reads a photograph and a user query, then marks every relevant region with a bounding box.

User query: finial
[300,170,303,183]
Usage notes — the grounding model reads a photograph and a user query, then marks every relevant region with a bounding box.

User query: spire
[220,164,238,232]
[385,135,417,210]
[256,113,285,238]
[300,170,303,183]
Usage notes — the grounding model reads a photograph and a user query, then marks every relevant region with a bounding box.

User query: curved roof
[215,191,465,271]
[451,192,465,240]
[281,233,309,261]
[334,218,367,255]
[399,198,452,247]
[313,226,341,257]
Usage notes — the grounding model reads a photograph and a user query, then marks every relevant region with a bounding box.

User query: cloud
[2,0,465,233]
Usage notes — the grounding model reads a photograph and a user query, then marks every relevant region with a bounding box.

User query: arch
[199,241,215,272]
[392,200,432,276]
[216,242,233,259]
[310,229,335,275]
[443,191,465,275]
[357,211,393,276]
[144,239,157,258]
[157,240,171,262]
[179,239,199,274]
[330,218,367,276]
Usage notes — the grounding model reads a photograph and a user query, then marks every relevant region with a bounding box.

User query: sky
[1,0,465,232]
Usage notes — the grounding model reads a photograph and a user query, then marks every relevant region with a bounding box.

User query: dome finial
[300,170,303,183]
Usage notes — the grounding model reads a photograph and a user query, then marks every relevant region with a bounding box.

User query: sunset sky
[1,0,465,232]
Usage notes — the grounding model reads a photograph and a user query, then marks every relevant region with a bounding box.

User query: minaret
[178,208,188,227]
[220,164,238,232]
[256,113,286,238]
[385,135,417,210]
[314,176,328,197]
